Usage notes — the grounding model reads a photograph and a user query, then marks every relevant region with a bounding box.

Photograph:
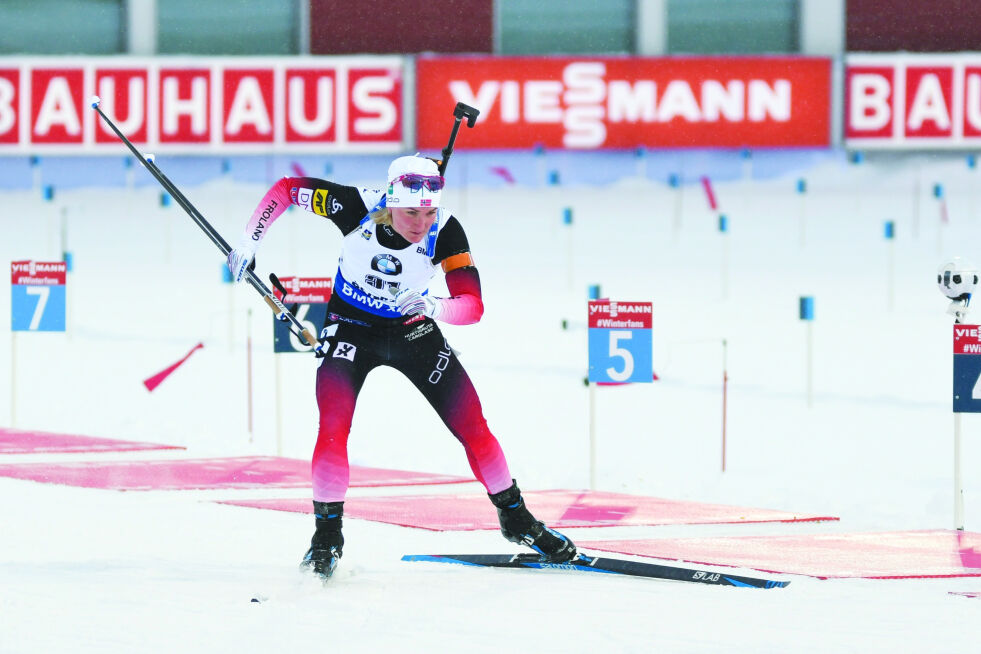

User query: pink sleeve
[240,177,294,248]
[437,267,484,325]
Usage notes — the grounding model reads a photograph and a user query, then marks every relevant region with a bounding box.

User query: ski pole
[438,102,480,177]
[89,96,318,349]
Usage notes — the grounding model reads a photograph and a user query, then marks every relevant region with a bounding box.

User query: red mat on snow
[217,489,837,530]
[0,456,472,491]
[0,427,183,454]
[580,530,981,579]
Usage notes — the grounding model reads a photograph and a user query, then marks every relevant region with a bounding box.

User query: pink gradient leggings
[311,317,513,502]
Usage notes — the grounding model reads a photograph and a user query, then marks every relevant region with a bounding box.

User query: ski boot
[300,501,344,580]
[489,480,577,563]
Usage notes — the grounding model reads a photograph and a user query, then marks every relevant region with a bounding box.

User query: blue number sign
[587,300,653,383]
[271,277,332,353]
[11,260,66,332]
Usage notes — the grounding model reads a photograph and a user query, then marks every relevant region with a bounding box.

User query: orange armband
[441,252,474,273]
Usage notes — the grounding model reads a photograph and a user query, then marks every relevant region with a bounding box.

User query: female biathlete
[227,155,576,579]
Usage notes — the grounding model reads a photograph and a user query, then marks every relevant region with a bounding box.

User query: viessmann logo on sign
[416,56,831,149]
[0,57,403,152]
[846,54,981,147]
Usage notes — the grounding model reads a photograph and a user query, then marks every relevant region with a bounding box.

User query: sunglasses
[393,173,445,192]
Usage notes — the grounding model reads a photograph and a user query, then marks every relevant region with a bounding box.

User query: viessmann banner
[0,57,404,153]
[416,56,831,149]
[846,54,981,148]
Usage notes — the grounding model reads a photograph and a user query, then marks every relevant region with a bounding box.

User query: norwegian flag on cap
[419,199,432,207]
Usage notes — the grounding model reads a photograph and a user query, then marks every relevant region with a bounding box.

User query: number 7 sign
[587,300,653,383]
[11,261,66,332]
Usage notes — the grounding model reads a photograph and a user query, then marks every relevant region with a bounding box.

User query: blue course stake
[43,185,54,201]
[884,220,895,239]
[668,173,680,188]
[562,207,573,225]
[933,183,944,199]
[221,262,233,284]
[160,192,171,207]
[719,214,728,233]
[850,151,864,164]
[548,170,560,185]
[799,296,815,321]
[588,284,602,300]
[797,178,807,194]
[968,154,977,170]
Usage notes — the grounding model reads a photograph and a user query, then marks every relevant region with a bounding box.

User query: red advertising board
[347,68,402,142]
[284,68,337,143]
[159,67,211,144]
[417,56,831,149]
[587,300,653,329]
[954,325,981,354]
[31,68,85,145]
[0,68,18,144]
[221,68,275,143]
[11,260,67,285]
[93,67,149,144]
[846,54,981,148]
[0,57,405,153]
[271,277,333,304]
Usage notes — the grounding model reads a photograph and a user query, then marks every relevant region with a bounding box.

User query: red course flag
[489,166,516,184]
[143,342,204,392]
[701,176,718,211]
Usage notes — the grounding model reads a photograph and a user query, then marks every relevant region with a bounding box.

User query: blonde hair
[370,206,392,226]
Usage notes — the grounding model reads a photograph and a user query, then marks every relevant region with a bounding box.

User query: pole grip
[300,327,318,348]
[262,294,280,314]
[262,294,316,347]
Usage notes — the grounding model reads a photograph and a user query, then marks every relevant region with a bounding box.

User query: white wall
[126,0,157,55]
[636,0,668,55]
[800,0,845,56]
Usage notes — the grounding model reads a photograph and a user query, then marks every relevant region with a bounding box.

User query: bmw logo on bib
[371,254,403,276]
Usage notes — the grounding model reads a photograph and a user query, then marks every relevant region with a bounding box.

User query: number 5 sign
[587,300,653,383]
[11,260,66,332]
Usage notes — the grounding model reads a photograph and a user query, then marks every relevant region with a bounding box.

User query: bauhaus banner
[416,56,831,149]
[0,57,404,153]
[846,54,981,148]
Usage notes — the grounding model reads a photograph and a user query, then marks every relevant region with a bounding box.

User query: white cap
[387,155,442,208]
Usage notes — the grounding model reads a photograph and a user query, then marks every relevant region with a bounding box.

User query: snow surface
[2,151,980,653]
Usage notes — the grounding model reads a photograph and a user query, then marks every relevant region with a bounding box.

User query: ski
[402,553,790,588]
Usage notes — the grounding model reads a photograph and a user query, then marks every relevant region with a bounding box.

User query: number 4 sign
[587,300,653,383]
[11,260,66,332]
[953,324,981,412]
